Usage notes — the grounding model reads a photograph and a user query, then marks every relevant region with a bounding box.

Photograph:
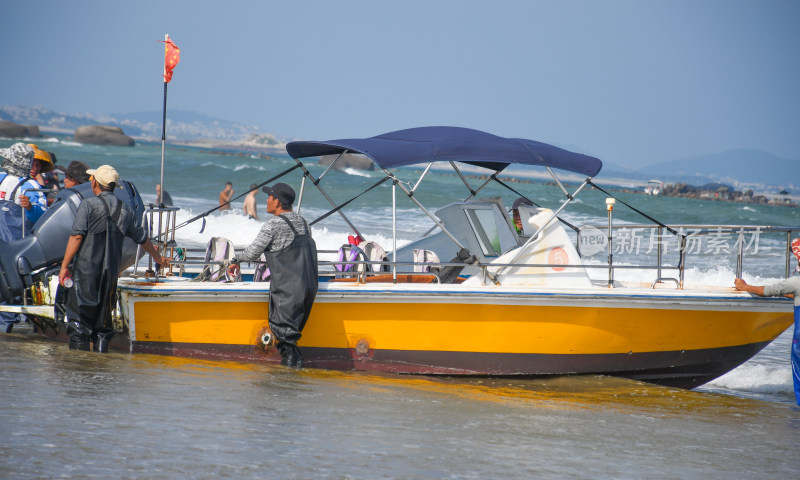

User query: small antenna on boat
[606,198,615,288]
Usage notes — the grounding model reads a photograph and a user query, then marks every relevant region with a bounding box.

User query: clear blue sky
[2,0,798,168]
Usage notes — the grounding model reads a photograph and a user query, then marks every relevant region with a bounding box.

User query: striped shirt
[234,211,310,262]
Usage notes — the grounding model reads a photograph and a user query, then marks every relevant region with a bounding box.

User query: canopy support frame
[317,149,348,183]
[293,158,363,239]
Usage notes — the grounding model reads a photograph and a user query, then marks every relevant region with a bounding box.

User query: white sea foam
[232,163,275,172]
[169,207,412,255]
[581,258,786,287]
[742,206,757,212]
[705,363,791,394]
[343,167,373,178]
[59,141,83,147]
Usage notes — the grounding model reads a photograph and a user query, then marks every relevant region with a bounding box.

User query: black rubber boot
[68,337,90,351]
[93,330,115,353]
[67,321,91,351]
[280,344,303,368]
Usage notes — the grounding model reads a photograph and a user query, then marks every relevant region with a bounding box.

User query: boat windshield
[464,207,502,257]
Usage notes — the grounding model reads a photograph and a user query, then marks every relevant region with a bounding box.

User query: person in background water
[218,181,233,211]
[0,143,42,332]
[243,183,259,220]
[58,165,168,352]
[511,197,534,235]
[227,183,318,367]
[734,238,800,406]
[63,160,91,188]
[155,183,173,206]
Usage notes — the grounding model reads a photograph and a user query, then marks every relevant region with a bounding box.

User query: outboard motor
[0,180,146,306]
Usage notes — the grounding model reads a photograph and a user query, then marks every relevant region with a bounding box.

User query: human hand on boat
[19,194,31,210]
[226,261,240,277]
[157,255,171,269]
[734,278,765,297]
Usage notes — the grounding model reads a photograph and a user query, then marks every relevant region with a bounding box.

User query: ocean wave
[343,167,372,178]
[232,163,278,172]
[704,363,791,394]
[582,259,786,287]
[168,207,413,253]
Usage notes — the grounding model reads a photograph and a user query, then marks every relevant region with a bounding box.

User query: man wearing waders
[228,182,318,368]
[0,143,47,332]
[735,238,800,406]
[58,165,168,352]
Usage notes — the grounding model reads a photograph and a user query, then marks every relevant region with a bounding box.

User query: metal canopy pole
[392,180,397,283]
[385,169,467,251]
[412,163,433,193]
[546,166,571,198]
[296,175,307,214]
[463,175,494,202]
[317,150,347,182]
[449,161,477,196]
[421,163,494,238]
[294,158,363,239]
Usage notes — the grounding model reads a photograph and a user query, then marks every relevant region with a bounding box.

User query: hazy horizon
[1,0,798,170]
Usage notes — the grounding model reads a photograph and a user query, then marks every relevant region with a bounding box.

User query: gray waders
[263,216,318,367]
[65,196,125,352]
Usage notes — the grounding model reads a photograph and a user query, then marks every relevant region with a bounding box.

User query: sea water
[1,137,799,478]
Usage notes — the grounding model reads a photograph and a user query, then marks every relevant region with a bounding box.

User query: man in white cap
[58,165,168,352]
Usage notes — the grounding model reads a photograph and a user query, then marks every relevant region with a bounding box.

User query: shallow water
[1,329,799,479]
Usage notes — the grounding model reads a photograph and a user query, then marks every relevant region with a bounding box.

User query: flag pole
[159,33,169,208]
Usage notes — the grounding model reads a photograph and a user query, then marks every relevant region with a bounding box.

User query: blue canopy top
[286,126,602,177]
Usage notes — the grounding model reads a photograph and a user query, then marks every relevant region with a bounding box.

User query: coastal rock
[74,125,135,147]
[23,125,41,137]
[319,153,374,171]
[0,121,42,138]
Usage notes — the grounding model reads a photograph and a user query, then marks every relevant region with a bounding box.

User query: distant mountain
[636,149,798,190]
[0,104,276,142]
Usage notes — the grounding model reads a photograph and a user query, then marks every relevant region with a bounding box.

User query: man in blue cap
[228,182,318,367]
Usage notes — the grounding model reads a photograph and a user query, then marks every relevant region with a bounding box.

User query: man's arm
[59,235,84,285]
[735,277,795,299]
[734,278,765,296]
[140,237,169,266]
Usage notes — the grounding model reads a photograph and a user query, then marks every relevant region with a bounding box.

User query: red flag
[163,35,180,83]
